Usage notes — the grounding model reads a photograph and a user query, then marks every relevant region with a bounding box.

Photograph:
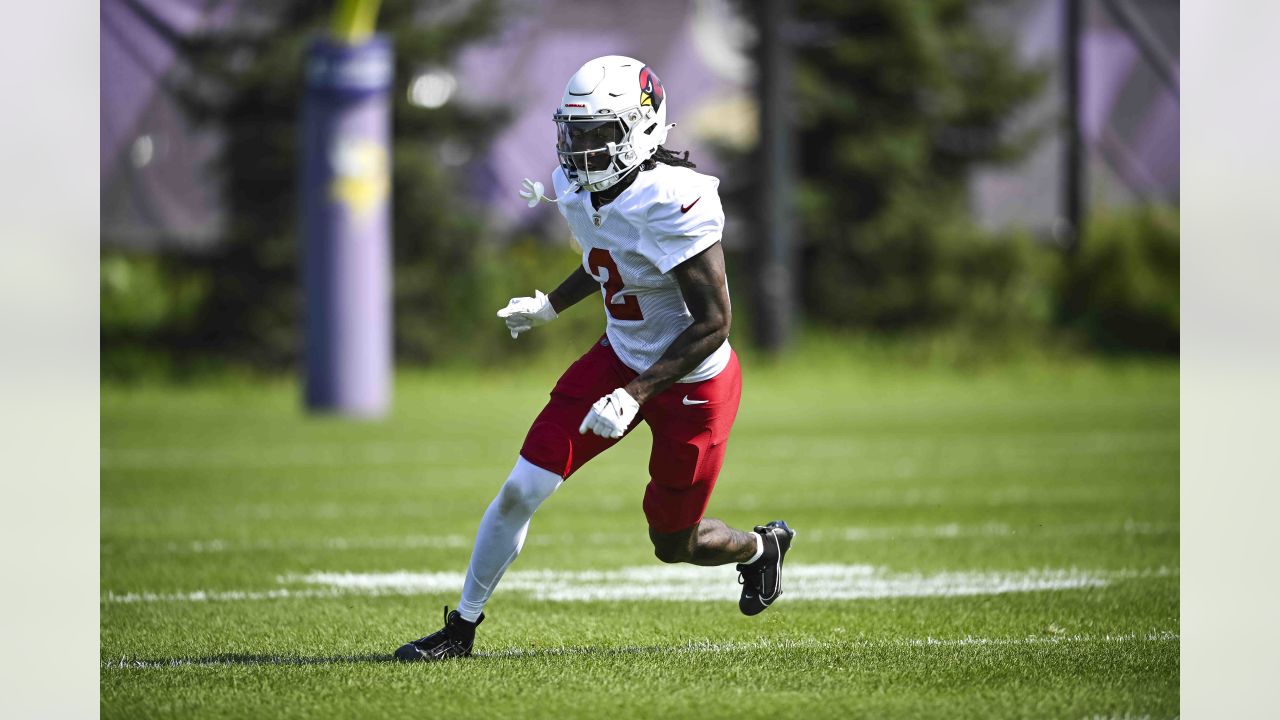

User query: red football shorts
[519,337,742,534]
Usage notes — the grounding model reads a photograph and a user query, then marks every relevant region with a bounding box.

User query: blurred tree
[169,0,508,369]
[784,0,1047,333]
[1056,206,1179,354]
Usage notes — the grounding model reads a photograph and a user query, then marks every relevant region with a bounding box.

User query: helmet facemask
[554,109,646,192]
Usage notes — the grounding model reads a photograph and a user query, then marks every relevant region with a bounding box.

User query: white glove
[579,388,640,439]
[496,290,558,339]
[519,178,548,208]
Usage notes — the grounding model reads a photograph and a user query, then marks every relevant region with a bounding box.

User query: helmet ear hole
[643,123,657,135]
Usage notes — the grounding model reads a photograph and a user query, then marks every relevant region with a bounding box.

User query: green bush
[101,253,214,379]
[101,254,208,336]
[804,191,1056,343]
[406,234,610,369]
[1056,206,1179,354]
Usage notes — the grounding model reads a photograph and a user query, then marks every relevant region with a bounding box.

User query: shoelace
[409,606,458,646]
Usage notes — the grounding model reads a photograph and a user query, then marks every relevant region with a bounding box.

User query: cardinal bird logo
[638,66,664,111]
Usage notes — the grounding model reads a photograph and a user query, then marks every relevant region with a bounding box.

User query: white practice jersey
[551,163,731,383]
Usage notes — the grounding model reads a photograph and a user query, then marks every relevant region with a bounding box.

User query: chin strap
[519,178,578,207]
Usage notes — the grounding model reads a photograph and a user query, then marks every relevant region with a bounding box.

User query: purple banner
[300,36,393,417]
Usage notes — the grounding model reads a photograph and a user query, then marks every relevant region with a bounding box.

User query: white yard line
[102,564,1175,605]
[900,630,1181,647]
[103,588,348,603]
[102,632,1180,669]
[115,520,1175,556]
[807,520,1177,542]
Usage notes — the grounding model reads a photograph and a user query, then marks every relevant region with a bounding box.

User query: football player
[395,56,794,661]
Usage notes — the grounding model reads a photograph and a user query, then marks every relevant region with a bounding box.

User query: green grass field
[101,343,1179,718]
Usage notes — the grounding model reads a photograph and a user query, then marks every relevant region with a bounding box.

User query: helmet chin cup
[560,135,645,192]
[576,160,639,192]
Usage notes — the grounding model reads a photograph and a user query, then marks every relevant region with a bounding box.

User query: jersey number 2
[587,248,644,321]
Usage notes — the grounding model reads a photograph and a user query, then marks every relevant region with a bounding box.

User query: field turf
[101,344,1179,718]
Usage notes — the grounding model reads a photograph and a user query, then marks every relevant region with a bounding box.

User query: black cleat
[394,606,484,661]
[736,520,796,616]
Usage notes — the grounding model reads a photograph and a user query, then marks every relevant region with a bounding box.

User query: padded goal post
[300,0,391,417]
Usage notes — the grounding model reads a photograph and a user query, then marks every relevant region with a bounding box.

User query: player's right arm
[547,266,597,314]
[496,265,597,339]
[499,166,601,338]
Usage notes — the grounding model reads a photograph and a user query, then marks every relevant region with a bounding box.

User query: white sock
[745,532,764,564]
[456,457,562,622]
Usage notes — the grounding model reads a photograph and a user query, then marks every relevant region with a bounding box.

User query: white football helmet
[554,55,673,193]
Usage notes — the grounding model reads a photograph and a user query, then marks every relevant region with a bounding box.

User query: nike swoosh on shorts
[682,396,709,405]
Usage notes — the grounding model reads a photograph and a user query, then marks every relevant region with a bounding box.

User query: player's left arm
[577,241,729,438]
[623,242,731,405]
[577,177,730,440]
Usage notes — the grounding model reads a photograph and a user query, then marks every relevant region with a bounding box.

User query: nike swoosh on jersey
[682,396,709,405]
[680,198,701,213]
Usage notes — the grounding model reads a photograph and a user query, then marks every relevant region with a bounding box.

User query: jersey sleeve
[638,173,724,274]
[551,166,572,205]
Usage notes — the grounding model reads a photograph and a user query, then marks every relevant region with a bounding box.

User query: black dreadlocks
[593,145,698,202]
[646,146,697,169]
